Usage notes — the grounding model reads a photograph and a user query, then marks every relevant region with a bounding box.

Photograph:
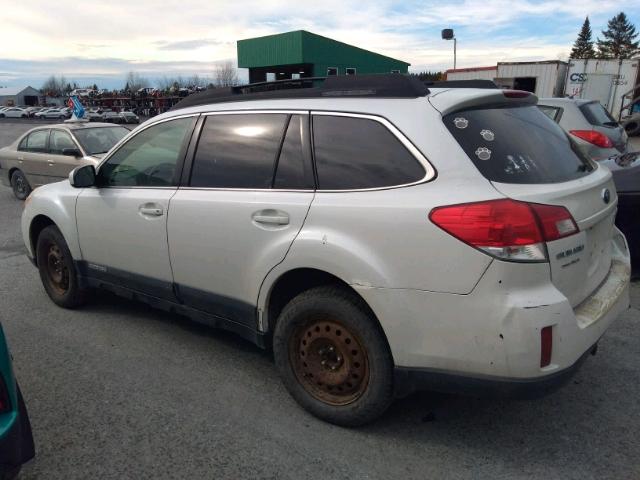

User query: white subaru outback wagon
[21,75,631,425]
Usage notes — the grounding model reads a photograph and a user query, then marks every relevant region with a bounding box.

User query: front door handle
[139,203,164,217]
[252,210,289,225]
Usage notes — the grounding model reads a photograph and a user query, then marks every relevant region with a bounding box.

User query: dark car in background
[0,322,35,479]
[118,111,140,124]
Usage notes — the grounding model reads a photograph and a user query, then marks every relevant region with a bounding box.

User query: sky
[0,0,638,90]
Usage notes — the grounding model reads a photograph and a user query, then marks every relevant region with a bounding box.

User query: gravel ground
[0,119,639,479]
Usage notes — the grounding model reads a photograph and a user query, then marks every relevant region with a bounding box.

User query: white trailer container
[444,66,497,81]
[565,59,640,120]
[446,61,567,97]
[495,61,567,97]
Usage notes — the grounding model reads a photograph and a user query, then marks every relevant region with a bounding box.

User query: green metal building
[237,30,410,83]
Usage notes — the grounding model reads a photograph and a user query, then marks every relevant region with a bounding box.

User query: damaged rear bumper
[394,342,597,399]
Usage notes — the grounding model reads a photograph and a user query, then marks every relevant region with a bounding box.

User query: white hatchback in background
[20,75,631,426]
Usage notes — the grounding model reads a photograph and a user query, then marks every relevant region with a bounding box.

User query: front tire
[273,286,394,426]
[36,226,87,308]
[10,170,31,200]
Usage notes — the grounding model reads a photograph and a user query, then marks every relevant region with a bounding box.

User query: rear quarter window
[312,115,426,190]
[444,106,595,184]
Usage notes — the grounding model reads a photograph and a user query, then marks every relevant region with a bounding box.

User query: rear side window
[191,114,287,188]
[312,115,426,190]
[444,106,594,184]
[579,102,617,127]
[19,130,49,153]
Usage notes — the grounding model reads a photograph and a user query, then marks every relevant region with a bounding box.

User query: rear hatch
[438,94,617,307]
[580,101,628,153]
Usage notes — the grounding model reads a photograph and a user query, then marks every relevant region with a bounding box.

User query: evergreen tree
[596,12,639,59]
[570,17,595,58]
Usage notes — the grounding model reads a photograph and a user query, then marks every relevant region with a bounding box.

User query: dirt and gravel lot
[0,119,639,479]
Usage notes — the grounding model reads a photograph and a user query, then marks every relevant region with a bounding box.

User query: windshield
[580,102,618,127]
[73,126,129,155]
[444,105,595,184]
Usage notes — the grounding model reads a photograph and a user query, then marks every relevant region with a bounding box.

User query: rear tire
[36,225,87,308]
[10,170,31,200]
[273,286,394,426]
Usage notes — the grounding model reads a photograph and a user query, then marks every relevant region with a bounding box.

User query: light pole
[441,28,456,70]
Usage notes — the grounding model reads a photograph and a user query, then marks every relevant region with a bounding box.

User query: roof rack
[425,80,499,89]
[170,74,430,111]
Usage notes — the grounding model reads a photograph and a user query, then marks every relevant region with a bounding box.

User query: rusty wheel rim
[289,319,370,406]
[46,243,69,295]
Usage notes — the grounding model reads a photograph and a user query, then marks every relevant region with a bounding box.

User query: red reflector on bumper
[541,326,553,367]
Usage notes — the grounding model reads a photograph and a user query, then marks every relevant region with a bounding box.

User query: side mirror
[62,148,82,157]
[69,164,96,188]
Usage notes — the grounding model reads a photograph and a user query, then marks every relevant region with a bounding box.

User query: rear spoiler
[429,89,538,116]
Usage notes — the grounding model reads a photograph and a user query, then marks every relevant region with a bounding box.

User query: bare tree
[41,75,68,96]
[124,71,149,92]
[214,61,238,87]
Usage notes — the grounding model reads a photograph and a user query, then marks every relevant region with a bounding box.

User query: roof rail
[170,74,430,111]
[425,80,499,89]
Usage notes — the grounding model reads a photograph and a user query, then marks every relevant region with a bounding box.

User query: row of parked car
[0,106,140,124]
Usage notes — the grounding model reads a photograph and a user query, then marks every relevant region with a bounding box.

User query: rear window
[444,106,595,184]
[579,102,617,127]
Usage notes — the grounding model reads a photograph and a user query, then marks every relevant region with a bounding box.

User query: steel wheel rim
[46,244,69,295]
[14,176,25,195]
[289,319,370,406]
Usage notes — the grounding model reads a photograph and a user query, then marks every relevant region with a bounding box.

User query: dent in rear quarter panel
[21,181,82,260]
[282,183,495,293]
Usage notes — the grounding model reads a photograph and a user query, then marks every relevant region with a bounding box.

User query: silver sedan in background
[0,122,130,199]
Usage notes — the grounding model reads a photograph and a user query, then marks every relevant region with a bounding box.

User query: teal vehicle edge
[0,322,34,477]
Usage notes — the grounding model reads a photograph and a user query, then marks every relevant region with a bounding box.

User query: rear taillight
[0,374,9,413]
[569,130,613,148]
[540,326,553,367]
[429,199,578,262]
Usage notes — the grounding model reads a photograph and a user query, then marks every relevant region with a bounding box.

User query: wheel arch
[262,267,393,360]
[29,215,56,266]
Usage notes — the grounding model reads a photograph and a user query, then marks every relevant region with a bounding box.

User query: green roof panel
[237,30,410,73]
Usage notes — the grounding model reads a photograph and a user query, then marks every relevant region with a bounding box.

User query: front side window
[327,67,338,76]
[98,117,194,187]
[49,130,76,155]
[190,114,287,189]
[19,130,49,153]
[312,115,426,189]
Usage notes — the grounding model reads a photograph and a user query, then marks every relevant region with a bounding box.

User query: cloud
[0,0,637,86]
[155,39,231,50]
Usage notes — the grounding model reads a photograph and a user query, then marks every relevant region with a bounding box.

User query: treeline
[571,12,638,59]
[40,61,239,97]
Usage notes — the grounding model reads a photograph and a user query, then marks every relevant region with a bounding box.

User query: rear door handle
[139,203,164,217]
[252,210,289,225]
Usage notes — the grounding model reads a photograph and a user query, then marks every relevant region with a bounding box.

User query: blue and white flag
[67,96,85,119]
